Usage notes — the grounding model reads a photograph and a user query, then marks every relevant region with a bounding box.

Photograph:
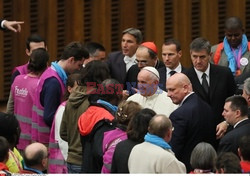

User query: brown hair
[116,100,142,126]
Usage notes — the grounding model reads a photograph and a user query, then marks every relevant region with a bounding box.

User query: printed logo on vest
[15,86,28,97]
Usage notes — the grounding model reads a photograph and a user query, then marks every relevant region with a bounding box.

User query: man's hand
[3,20,24,33]
[216,121,228,139]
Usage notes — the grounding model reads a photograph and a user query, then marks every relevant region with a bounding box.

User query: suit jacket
[125,60,165,94]
[169,93,216,173]
[184,64,236,125]
[158,65,186,91]
[218,119,250,155]
[107,51,126,84]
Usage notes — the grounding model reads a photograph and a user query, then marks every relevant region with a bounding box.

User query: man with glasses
[211,16,250,90]
[125,42,164,94]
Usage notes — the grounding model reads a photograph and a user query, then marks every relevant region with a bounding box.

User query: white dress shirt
[124,54,137,72]
[166,63,182,80]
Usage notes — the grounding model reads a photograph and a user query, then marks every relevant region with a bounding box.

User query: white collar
[179,92,194,106]
[124,54,136,64]
[166,63,182,74]
[234,117,248,128]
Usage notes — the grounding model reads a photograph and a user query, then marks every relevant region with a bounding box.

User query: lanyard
[232,46,242,69]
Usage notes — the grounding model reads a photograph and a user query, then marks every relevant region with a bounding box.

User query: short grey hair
[190,37,211,54]
[122,28,143,44]
[244,78,250,95]
[190,142,217,171]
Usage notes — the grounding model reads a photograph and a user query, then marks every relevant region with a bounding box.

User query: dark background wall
[0,0,250,100]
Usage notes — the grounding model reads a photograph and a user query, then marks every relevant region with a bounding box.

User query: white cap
[141,66,160,79]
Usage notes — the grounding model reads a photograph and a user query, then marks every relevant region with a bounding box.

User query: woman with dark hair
[0,112,23,173]
[11,48,49,153]
[111,108,156,173]
[60,60,110,173]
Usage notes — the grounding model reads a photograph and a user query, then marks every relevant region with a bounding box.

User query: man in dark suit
[184,37,236,140]
[218,95,250,155]
[107,28,142,85]
[166,73,216,172]
[125,42,165,94]
[0,19,24,32]
[158,39,186,91]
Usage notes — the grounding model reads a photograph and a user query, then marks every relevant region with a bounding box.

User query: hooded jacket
[60,86,91,166]
[78,103,115,173]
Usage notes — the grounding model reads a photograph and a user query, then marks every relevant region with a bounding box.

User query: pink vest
[102,128,127,173]
[32,67,65,144]
[11,75,39,150]
[13,63,29,75]
[48,101,68,173]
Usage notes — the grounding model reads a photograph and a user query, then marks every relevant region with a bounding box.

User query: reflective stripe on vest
[16,114,32,124]
[49,158,66,165]
[31,121,49,132]
[49,142,59,149]
[103,163,112,170]
[32,105,44,116]
[38,126,50,133]
[20,133,31,140]
[32,123,39,130]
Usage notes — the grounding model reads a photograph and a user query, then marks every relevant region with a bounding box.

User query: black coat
[169,93,216,172]
[111,139,140,173]
[80,104,116,173]
[184,64,236,125]
[218,119,250,155]
[107,51,126,84]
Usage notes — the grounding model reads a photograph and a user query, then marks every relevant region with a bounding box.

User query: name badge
[240,57,248,66]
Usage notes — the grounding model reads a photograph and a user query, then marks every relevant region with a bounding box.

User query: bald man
[127,66,177,117]
[21,142,48,174]
[166,73,216,173]
[128,115,186,173]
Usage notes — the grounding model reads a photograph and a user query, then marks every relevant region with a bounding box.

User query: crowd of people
[1,16,250,174]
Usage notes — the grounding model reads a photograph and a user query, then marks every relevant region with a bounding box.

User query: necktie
[169,70,176,76]
[202,73,209,94]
